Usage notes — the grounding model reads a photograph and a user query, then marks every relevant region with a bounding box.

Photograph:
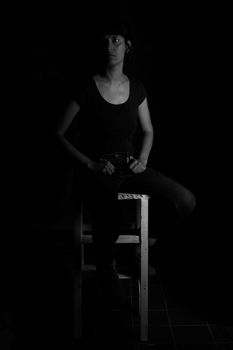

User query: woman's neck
[104,65,126,85]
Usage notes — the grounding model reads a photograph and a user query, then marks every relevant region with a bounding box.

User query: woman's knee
[177,187,196,218]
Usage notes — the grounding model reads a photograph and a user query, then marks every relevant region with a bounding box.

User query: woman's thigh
[78,167,122,200]
[120,168,196,219]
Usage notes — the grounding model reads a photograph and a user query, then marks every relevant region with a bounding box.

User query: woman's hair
[98,13,133,45]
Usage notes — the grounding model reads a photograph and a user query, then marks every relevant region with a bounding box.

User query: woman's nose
[108,41,114,52]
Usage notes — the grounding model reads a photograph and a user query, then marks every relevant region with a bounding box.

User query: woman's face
[101,34,128,66]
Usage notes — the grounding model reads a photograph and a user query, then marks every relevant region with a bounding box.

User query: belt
[101,152,133,178]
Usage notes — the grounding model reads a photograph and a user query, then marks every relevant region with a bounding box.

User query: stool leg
[73,203,83,339]
[74,272,82,339]
[137,198,149,342]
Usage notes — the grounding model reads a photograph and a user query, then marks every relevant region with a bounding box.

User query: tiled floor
[1,237,233,349]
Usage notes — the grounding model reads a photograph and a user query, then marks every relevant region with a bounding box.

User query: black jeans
[77,162,196,268]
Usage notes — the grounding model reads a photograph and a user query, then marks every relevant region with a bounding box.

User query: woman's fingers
[99,157,146,175]
[130,159,146,173]
[102,160,115,175]
[129,159,138,170]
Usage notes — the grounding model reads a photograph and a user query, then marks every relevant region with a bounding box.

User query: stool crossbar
[74,192,149,342]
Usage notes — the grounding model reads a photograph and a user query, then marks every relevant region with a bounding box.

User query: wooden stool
[74,193,149,342]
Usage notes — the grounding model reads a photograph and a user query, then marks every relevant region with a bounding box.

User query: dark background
[4,2,231,312]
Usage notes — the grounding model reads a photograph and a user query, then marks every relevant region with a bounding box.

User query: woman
[56,15,196,304]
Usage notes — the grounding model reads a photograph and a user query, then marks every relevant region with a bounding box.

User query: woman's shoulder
[92,74,102,83]
[129,76,147,104]
[129,76,146,88]
[71,75,94,104]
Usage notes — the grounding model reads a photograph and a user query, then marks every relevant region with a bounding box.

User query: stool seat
[74,192,150,342]
[118,193,149,200]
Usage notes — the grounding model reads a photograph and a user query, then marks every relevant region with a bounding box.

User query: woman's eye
[113,37,121,44]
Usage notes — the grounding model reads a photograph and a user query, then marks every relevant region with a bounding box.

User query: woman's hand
[88,159,115,175]
[128,156,147,174]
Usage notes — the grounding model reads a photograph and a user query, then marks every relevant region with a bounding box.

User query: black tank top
[67,76,147,160]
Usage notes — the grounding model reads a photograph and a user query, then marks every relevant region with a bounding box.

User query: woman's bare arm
[55,100,115,174]
[129,97,154,173]
[55,100,93,168]
[137,97,154,165]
